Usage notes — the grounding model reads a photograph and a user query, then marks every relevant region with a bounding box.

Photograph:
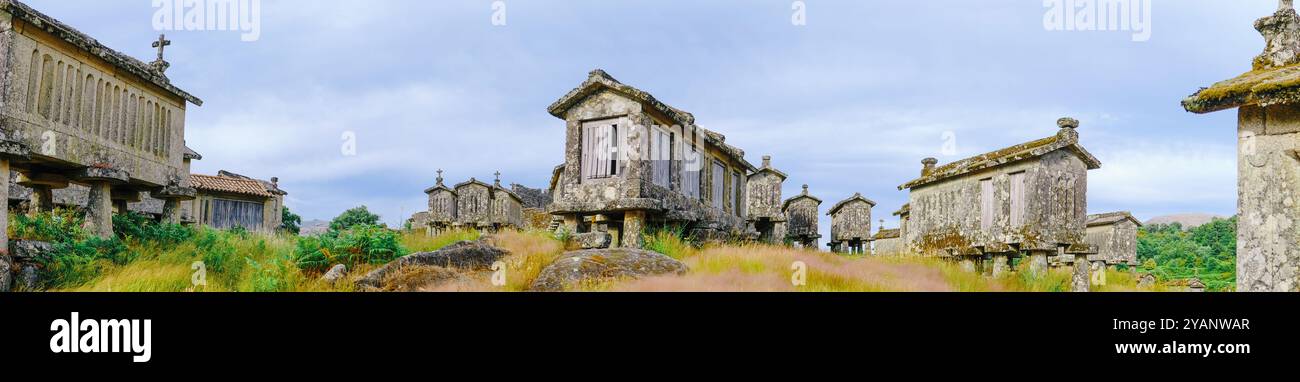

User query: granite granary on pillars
[546,70,756,249]
[412,170,525,235]
[783,185,822,249]
[870,223,904,256]
[1085,212,1141,274]
[0,0,201,249]
[1182,0,1300,292]
[897,118,1101,286]
[187,172,285,233]
[746,155,788,244]
[828,193,875,254]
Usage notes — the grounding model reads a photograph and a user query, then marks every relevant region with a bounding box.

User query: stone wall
[455,182,492,227]
[831,199,873,243]
[1085,220,1138,266]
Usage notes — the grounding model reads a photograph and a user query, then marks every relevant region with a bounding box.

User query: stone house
[746,155,787,244]
[0,0,202,249]
[547,70,755,248]
[187,172,286,233]
[828,193,875,254]
[1181,0,1300,292]
[897,118,1101,278]
[783,185,821,249]
[415,170,524,235]
[1085,211,1141,270]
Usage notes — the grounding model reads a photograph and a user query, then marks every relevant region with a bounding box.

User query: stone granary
[897,118,1101,280]
[870,223,905,256]
[1085,211,1141,271]
[746,155,788,244]
[783,185,822,249]
[0,1,202,249]
[546,70,756,248]
[415,170,524,235]
[187,171,286,233]
[828,193,875,254]
[1182,0,1300,292]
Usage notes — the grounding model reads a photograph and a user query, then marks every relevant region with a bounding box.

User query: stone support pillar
[622,210,646,249]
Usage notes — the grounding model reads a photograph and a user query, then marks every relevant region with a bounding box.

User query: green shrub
[113,212,195,246]
[329,206,381,231]
[293,225,408,272]
[644,225,696,260]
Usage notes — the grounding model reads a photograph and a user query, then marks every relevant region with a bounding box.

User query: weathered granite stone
[784,185,822,248]
[1071,255,1091,292]
[356,240,509,289]
[1138,273,1157,288]
[575,232,612,249]
[0,255,13,292]
[322,264,348,284]
[529,249,688,291]
[18,263,38,290]
[9,240,53,261]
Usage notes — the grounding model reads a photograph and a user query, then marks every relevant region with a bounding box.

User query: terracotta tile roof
[189,174,274,198]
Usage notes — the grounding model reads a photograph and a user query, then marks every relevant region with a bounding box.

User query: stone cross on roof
[151,34,172,73]
[436,169,444,185]
[494,171,502,186]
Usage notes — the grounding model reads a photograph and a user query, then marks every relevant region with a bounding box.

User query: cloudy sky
[24,0,1269,236]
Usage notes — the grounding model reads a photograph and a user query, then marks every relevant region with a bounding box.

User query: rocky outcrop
[574,232,612,249]
[356,240,509,289]
[529,249,688,291]
[322,264,348,284]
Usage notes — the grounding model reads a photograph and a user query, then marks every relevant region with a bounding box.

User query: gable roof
[1087,211,1143,228]
[827,193,876,216]
[547,69,754,172]
[899,125,1101,190]
[872,228,901,240]
[493,185,523,203]
[454,178,493,191]
[183,145,202,160]
[190,174,274,198]
[1182,63,1300,114]
[750,164,788,181]
[1,0,202,106]
[893,203,911,217]
[217,170,286,196]
[424,183,454,195]
[783,186,822,210]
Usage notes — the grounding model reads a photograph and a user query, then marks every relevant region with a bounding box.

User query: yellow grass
[57,226,1158,293]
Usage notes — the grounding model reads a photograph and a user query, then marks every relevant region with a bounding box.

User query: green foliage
[329,206,381,231]
[8,209,133,288]
[113,212,196,246]
[293,225,408,272]
[644,225,696,260]
[1137,217,1237,291]
[281,206,302,235]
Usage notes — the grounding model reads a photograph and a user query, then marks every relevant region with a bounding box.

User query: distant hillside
[1145,214,1227,229]
[299,219,330,236]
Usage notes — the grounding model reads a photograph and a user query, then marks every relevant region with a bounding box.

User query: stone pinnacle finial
[762,155,772,168]
[1057,117,1079,129]
[879,219,886,232]
[922,158,938,176]
[1255,2,1300,69]
[802,184,809,195]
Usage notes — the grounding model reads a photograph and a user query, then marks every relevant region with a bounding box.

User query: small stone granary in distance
[869,219,905,256]
[414,170,525,235]
[1085,211,1142,272]
[410,170,522,232]
[827,193,875,254]
[783,185,822,249]
[0,1,202,249]
[897,118,1101,282]
[1181,0,1300,292]
[546,70,755,248]
[746,155,788,244]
